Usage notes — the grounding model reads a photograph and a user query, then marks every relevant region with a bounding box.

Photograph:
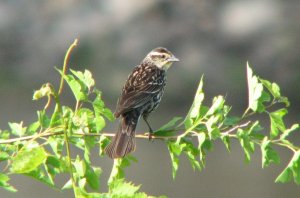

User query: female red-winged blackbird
[105,47,179,158]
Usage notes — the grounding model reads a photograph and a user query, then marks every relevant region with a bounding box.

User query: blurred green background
[0,1,300,197]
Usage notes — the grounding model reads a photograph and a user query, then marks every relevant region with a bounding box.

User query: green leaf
[73,156,86,177]
[280,124,299,140]
[0,173,17,192]
[9,122,26,137]
[48,136,64,156]
[184,141,201,172]
[108,157,137,184]
[246,63,270,113]
[155,117,182,135]
[62,179,72,190]
[221,135,231,152]
[223,116,241,127]
[70,69,95,90]
[276,150,300,185]
[33,83,53,100]
[261,137,280,168]
[0,152,10,161]
[109,179,140,197]
[57,67,88,101]
[184,76,204,128]
[269,108,287,138]
[27,121,40,135]
[11,144,47,173]
[38,110,51,128]
[237,129,255,162]
[86,166,101,190]
[278,96,290,107]
[99,136,110,156]
[197,133,211,165]
[205,115,221,140]
[25,167,55,187]
[206,96,225,116]
[45,155,68,180]
[167,141,184,178]
[92,91,114,121]
[259,79,289,107]
[94,115,106,132]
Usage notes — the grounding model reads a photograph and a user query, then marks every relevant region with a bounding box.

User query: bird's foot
[148,132,154,142]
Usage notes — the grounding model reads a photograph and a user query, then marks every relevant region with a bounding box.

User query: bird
[105,47,179,159]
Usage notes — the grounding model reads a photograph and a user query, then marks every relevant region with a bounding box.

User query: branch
[222,121,251,135]
[0,131,175,144]
[0,122,253,144]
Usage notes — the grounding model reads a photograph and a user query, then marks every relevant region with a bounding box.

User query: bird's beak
[168,55,180,62]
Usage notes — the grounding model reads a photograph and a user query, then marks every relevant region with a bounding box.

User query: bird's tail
[105,112,139,158]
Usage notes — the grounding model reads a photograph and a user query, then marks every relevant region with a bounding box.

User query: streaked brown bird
[105,47,179,158]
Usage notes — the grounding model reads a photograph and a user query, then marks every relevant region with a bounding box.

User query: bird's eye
[161,54,166,59]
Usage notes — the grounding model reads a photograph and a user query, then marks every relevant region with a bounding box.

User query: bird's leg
[143,115,154,141]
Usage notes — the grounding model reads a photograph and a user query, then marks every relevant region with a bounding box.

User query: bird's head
[143,47,179,70]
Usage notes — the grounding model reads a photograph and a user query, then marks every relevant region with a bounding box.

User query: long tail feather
[105,111,139,158]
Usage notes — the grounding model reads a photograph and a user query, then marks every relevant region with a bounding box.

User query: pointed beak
[168,55,180,62]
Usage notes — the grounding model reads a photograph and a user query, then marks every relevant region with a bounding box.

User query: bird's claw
[148,132,154,142]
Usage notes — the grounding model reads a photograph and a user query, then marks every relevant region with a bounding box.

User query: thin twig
[0,122,253,144]
[0,131,178,144]
[58,39,78,95]
[222,121,251,135]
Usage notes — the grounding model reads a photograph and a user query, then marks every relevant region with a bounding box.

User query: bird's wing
[114,65,165,117]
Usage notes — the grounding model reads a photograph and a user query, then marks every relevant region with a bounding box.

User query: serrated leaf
[25,167,55,187]
[276,150,300,185]
[278,96,290,107]
[269,108,287,138]
[0,152,10,161]
[167,141,184,178]
[9,122,26,137]
[280,124,299,140]
[57,68,87,101]
[85,165,101,190]
[94,115,106,132]
[108,157,136,184]
[11,145,47,173]
[260,79,282,99]
[197,133,208,164]
[38,110,51,128]
[73,156,86,177]
[99,136,110,156]
[155,117,182,134]
[109,179,140,197]
[246,63,270,113]
[261,137,280,168]
[27,121,40,135]
[33,83,53,100]
[70,69,95,90]
[221,135,231,152]
[237,129,255,162]
[0,173,17,192]
[184,142,201,172]
[223,116,241,127]
[205,115,221,140]
[48,136,64,156]
[62,179,72,190]
[92,93,114,121]
[206,96,225,116]
[184,76,205,128]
